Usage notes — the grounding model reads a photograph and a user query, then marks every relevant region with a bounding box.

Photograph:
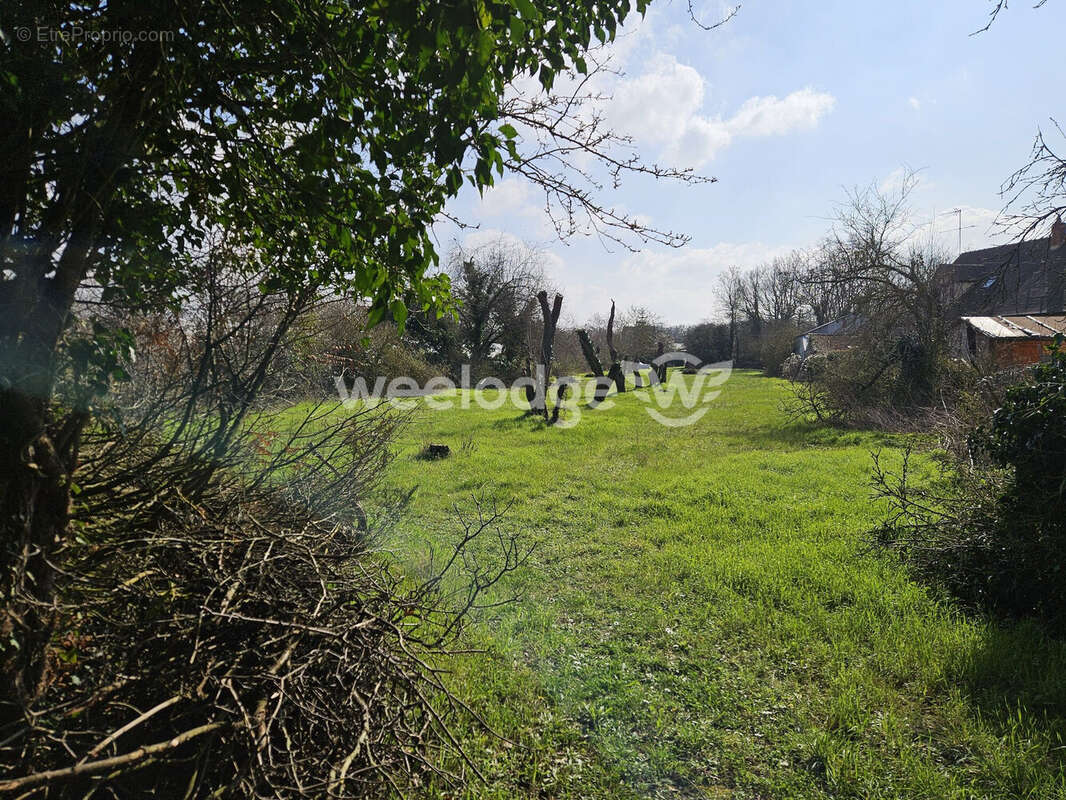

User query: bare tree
[715,267,745,360]
[618,305,663,362]
[762,255,803,323]
[797,241,861,326]
[823,169,952,404]
[739,268,765,338]
[605,299,626,393]
[1000,121,1066,242]
[524,290,563,419]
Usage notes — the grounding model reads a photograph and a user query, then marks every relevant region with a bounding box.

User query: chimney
[1052,216,1066,250]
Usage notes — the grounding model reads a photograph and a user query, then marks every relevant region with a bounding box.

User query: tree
[0,0,665,711]
[716,267,745,360]
[446,239,544,376]
[605,299,626,392]
[797,240,860,326]
[536,290,564,419]
[823,169,951,404]
[762,254,803,323]
[684,322,731,364]
[738,268,765,338]
[1001,123,1066,242]
[619,305,663,362]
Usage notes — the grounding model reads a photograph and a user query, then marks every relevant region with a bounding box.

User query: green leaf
[509,0,540,20]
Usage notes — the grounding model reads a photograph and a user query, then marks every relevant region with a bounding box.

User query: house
[794,314,866,357]
[938,217,1066,366]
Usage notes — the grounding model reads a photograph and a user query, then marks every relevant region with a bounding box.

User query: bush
[1,274,527,796]
[780,352,805,381]
[758,322,799,377]
[874,340,1066,626]
[289,300,441,396]
[785,345,905,427]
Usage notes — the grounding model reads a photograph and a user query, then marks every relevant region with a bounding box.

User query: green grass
[342,371,1066,798]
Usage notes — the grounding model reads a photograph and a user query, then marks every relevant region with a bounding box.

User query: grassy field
[363,370,1066,798]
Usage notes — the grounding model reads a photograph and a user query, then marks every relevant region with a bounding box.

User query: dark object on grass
[422,443,451,459]
[591,376,613,405]
[550,382,569,425]
[654,342,669,385]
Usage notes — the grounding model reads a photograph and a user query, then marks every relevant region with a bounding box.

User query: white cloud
[608,54,835,167]
[727,88,836,138]
[908,96,921,111]
[476,178,540,219]
[610,54,707,144]
[878,165,931,196]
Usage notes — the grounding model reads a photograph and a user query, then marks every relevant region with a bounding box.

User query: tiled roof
[950,237,1066,315]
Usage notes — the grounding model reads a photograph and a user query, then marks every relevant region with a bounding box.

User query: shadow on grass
[951,618,1066,774]
[959,619,1066,714]
[489,411,553,431]
[717,415,908,452]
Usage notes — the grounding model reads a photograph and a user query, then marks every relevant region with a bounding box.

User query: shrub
[874,340,1066,626]
[1,273,527,796]
[758,321,799,377]
[780,352,805,381]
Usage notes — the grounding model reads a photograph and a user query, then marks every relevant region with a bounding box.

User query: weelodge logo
[334,355,733,428]
[635,354,732,427]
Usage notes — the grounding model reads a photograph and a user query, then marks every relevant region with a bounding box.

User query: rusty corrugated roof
[962,314,1066,339]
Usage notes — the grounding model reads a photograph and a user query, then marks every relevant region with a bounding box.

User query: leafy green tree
[0,0,653,704]
[684,322,731,365]
[975,339,1066,505]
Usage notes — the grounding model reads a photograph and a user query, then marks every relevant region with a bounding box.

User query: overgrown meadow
[302,369,1066,799]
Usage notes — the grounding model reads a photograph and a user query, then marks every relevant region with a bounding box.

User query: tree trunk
[534,291,563,418]
[1,396,84,709]
[606,299,619,364]
[605,299,625,393]
[654,341,668,385]
[576,329,604,376]
[607,361,625,394]
[549,382,568,425]
[591,376,613,405]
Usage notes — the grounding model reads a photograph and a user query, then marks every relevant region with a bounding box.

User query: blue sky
[437,0,1065,325]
